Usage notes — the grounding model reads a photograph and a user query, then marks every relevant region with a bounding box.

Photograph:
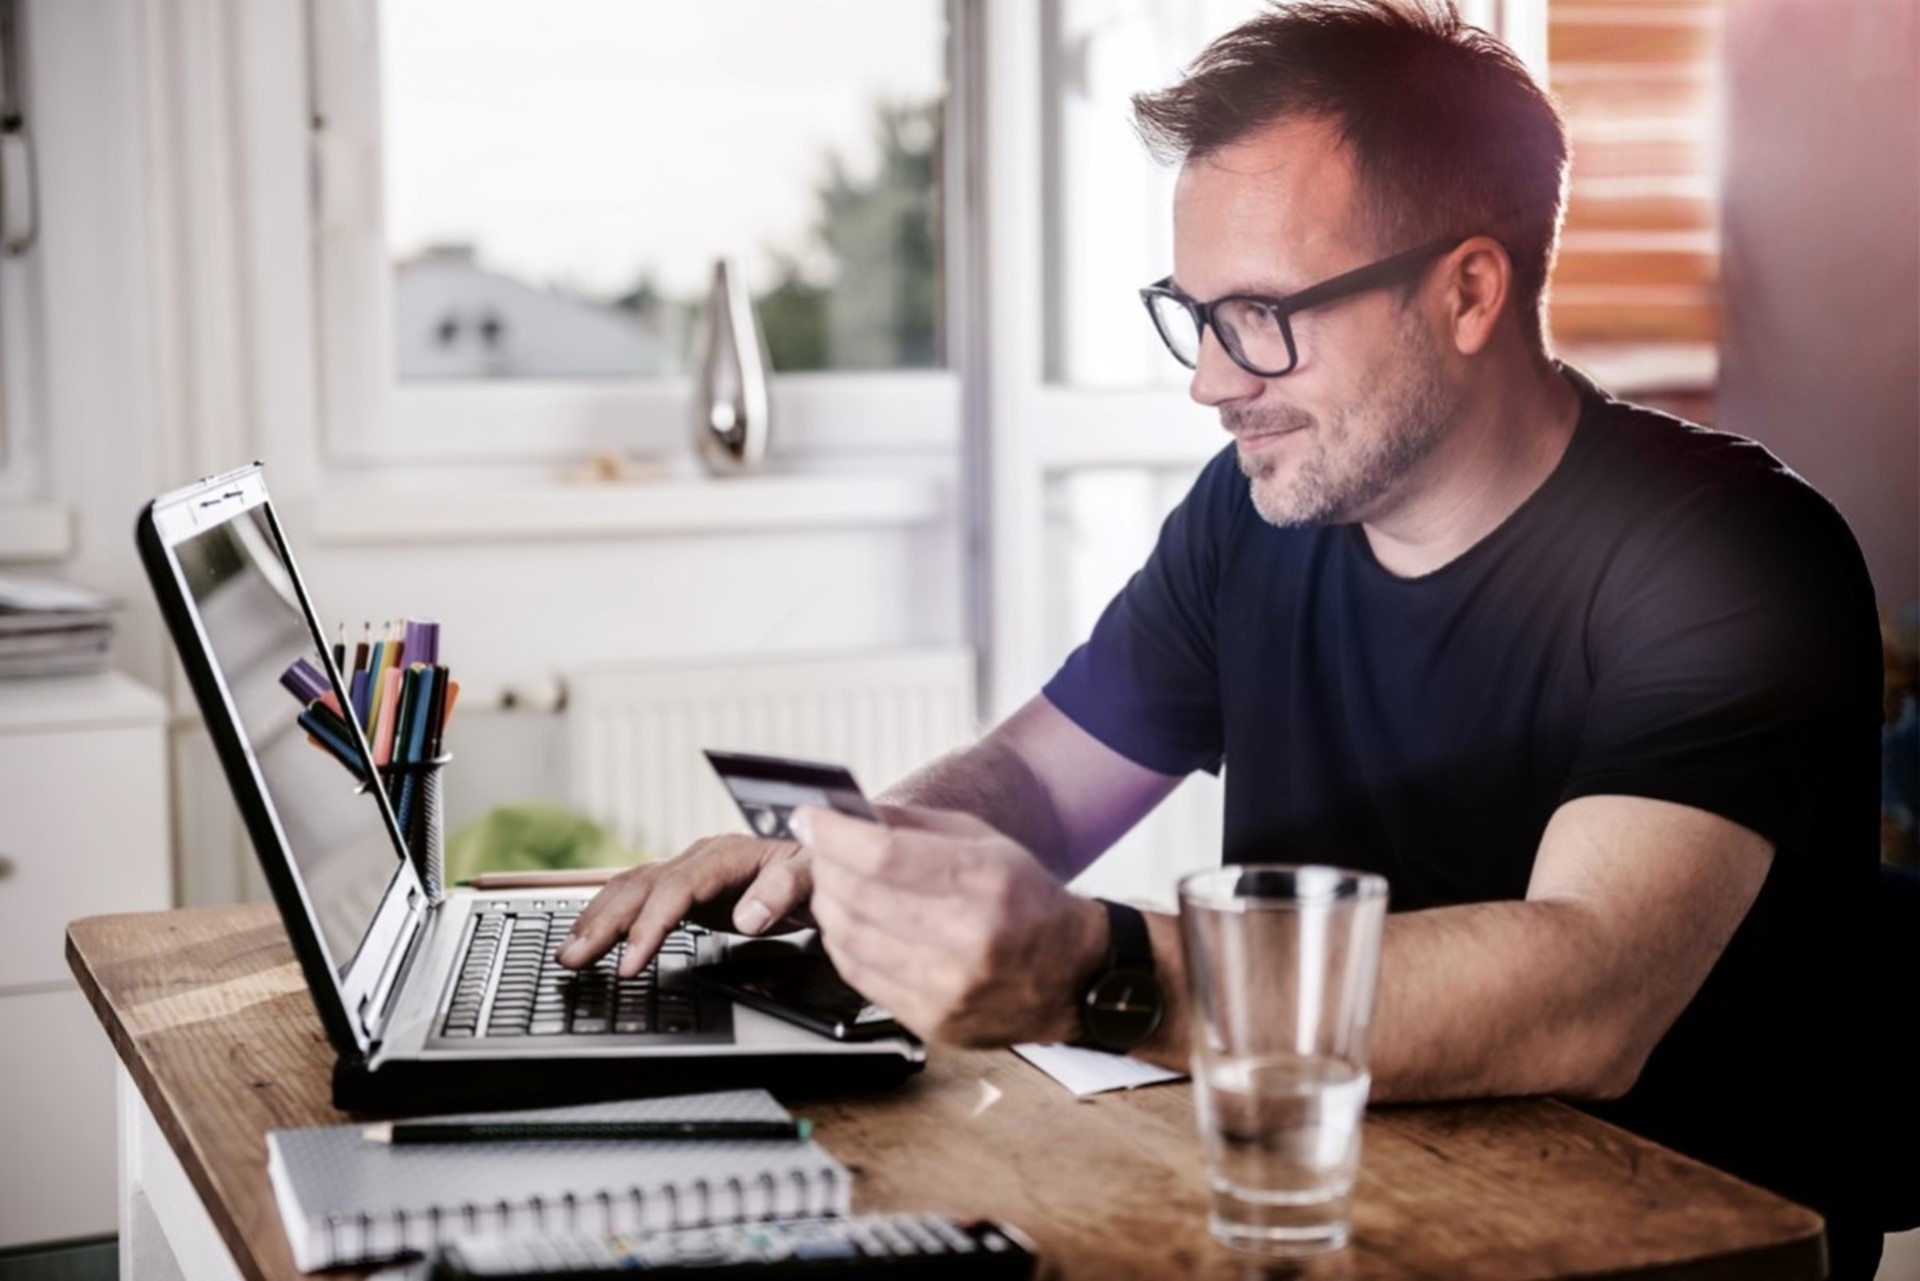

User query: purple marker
[278,657,329,705]
[404,618,440,668]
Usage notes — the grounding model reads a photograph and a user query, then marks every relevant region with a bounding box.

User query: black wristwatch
[1077,899,1165,1052]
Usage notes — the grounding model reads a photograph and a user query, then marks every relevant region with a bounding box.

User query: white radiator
[566,648,977,859]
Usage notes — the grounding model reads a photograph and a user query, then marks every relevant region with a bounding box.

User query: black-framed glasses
[1139,236,1466,378]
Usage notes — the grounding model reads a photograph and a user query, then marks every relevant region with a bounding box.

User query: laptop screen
[173,505,403,974]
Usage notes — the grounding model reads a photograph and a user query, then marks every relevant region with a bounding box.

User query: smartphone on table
[698,749,903,1042]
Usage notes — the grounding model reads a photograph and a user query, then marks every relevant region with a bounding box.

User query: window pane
[382,0,947,381]
[1044,0,1262,390]
[1547,1,1722,350]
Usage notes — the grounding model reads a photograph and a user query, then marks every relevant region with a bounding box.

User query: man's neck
[1359,358,1581,579]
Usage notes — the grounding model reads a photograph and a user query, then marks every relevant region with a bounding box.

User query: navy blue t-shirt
[1044,369,1883,1250]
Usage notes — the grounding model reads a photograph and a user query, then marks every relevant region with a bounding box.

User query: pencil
[455,867,619,890]
[361,1119,814,1145]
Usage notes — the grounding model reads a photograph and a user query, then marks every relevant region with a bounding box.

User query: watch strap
[1098,899,1154,973]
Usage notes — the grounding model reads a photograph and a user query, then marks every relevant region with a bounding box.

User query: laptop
[137,464,924,1113]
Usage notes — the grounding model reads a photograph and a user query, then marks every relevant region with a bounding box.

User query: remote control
[427,1213,1038,1278]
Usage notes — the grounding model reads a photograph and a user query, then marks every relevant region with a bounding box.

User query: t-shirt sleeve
[1560,473,1881,852]
[1041,450,1236,777]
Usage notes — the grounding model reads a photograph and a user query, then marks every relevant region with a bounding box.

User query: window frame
[0,0,44,506]
[0,233,43,504]
[306,0,964,468]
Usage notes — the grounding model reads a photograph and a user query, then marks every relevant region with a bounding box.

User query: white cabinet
[0,672,169,1247]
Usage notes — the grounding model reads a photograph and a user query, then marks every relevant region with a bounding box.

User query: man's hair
[1132,0,1568,353]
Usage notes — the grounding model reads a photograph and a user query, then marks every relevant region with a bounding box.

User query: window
[1042,0,1259,391]
[312,0,959,464]
[0,0,41,506]
[1546,1,1721,351]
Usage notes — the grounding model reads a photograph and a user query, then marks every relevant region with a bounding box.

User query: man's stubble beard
[1233,315,1455,528]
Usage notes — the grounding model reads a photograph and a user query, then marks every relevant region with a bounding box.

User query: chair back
[1875,860,1920,1233]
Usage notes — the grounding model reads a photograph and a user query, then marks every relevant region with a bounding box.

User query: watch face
[1083,967,1165,1051]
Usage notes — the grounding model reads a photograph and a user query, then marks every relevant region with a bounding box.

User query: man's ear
[1442,236,1513,356]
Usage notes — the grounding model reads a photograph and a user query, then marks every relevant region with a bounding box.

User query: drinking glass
[1178,864,1388,1256]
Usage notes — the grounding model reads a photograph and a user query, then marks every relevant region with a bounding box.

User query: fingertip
[733,899,772,934]
[790,805,819,844]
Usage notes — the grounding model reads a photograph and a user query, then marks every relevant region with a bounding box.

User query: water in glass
[1195,1053,1370,1254]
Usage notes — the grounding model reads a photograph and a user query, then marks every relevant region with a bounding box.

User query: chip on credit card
[703,749,881,841]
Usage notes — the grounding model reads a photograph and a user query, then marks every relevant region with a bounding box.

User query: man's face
[1171,117,1457,528]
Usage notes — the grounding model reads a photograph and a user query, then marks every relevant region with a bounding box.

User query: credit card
[703,749,880,840]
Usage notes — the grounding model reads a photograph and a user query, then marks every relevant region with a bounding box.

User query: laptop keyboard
[440,901,708,1039]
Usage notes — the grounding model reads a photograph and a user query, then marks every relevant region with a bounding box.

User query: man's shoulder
[1587,389,1791,489]
[1574,384,1873,616]
[1578,384,1849,541]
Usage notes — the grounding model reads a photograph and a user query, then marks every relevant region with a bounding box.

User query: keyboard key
[897,1217,946,1254]
[870,1221,915,1256]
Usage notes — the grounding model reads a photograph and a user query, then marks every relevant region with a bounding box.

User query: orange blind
[1546,0,1721,345]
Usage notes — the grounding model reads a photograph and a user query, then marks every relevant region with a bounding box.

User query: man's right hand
[555,835,813,977]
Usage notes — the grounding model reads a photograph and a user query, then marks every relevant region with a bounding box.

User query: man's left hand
[792,803,1108,1047]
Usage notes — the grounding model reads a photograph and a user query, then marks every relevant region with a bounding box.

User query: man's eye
[1235,302,1283,332]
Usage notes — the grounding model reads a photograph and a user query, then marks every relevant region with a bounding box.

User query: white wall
[1718,0,1920,612]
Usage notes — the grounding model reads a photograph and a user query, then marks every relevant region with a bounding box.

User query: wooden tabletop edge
[1532,1097,1828,1240]
[65,915,280,1281]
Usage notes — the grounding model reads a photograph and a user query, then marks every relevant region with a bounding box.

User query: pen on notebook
[360,1118,815,1145]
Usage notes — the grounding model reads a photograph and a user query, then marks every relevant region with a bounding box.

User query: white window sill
[0,502,73,562]
[308,471,951,546]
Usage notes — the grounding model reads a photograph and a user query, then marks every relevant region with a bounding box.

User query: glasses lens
[1145,293,1201,368]
[1214,299,1294,376]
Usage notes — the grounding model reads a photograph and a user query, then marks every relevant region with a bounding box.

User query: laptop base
[332,1048,926,1115]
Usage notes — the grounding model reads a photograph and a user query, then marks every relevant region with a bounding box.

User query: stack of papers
[0,574,116,678]
[267,1089,849,1272]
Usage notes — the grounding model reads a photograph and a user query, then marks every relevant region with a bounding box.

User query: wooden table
[67,905,1827,1280]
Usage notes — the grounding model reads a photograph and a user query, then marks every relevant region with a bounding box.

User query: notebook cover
[266,1089,850,1271]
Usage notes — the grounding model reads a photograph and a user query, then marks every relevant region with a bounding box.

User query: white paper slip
[1013,1042,1186,1097]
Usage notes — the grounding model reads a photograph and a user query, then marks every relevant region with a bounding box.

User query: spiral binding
[315,1159,836,1266]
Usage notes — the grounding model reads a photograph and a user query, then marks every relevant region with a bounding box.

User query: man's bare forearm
[1127,898,1643,1100]
[878,739,1078,879]
[1363,900,1645,1101]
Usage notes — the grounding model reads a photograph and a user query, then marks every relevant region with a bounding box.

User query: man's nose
[1187,326,1265,411]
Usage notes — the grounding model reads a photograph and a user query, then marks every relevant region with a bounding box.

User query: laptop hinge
[359,888,426,1051]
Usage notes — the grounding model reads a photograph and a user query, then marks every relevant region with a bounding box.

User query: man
[563,2,1884,1273]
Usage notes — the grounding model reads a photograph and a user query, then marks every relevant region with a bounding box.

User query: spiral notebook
[266,1089,850,1271]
